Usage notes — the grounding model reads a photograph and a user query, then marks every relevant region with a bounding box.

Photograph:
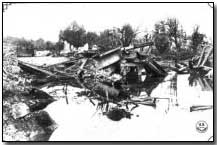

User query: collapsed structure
[18,42,213,108]
[18,42,167,106]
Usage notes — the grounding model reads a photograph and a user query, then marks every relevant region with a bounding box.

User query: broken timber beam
[142,60,167,77]
[18,61,57,77]
[149,59,167,74]
[190,105,213,112]
[197,45,213,67]
[201,46,213,66]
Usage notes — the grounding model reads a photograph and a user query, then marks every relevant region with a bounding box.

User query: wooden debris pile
[18,43,167,111]
[169,44,213,78]
[189,44,213,78]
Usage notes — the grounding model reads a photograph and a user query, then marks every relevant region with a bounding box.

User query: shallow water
[43,72,213,141]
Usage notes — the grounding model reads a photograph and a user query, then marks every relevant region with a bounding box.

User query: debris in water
[190,105,213,112]
[104,108,132,121]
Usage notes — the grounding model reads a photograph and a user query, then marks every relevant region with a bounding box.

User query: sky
[3,3,213,42]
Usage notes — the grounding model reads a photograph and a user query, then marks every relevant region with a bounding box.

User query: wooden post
[64,84,69,104]
[197,45,206,67]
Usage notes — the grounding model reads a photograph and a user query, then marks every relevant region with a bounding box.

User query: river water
[41,72,213,141]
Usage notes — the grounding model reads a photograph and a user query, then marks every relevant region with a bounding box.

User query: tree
[45,41,55,51]
[55,41,64,56]
[15,38,35,56]
[154,21,166,34]
[166,18,182,50]
[97,29,122,51]
[154,18,185,52]
[120,24,135,47]
[60,28,73,51]
[34,38,45,50]
[86,32,98,49]
[154,33,170,54]
[191,26,204,54]
[16,38,34,50]
[61,21,86,51]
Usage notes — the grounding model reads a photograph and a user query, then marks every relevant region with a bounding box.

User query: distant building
[60,41,71,54]
[78,43,88,53]
[61,41,95,54]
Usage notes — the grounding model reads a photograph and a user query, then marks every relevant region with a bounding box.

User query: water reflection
[43,72,213,141]
[40,71,213,122]
[188,74,213,91]
[125,76,165,97]
[18,59,213,140]
[151,73,213,114]
[103,108,132,121]
[89,72,213,120]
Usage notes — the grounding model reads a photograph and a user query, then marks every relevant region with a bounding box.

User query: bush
[153,33,170,54]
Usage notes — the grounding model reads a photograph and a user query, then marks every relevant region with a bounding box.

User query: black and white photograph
[2,2,214,141]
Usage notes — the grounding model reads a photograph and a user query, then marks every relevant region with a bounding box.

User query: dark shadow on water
[188,74,213,91]
[103,108,132,121]
[125,76,165,97]
[79,75,167,121]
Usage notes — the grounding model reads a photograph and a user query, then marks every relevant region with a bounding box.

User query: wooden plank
[95,53,121,70]
[77,58,88,75]
[150,59,167,74]
[146,61,166,76]
[99,47,121,57]
[201,46,213,66]
[190,105,213,112]
[197,46,206,67]
[18,61,57,77]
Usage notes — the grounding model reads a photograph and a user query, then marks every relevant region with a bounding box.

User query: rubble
[3,42,56,141]
[174,44,213,77]
[4,39,213,141]
[15,43,170,116]
[18,42,167,83]
[11,103,30,119]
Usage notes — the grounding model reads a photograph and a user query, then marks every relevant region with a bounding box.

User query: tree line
[15,38,64,56]
[15,18,206,59]
[59,19,206,55]
[59,21,136,52]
